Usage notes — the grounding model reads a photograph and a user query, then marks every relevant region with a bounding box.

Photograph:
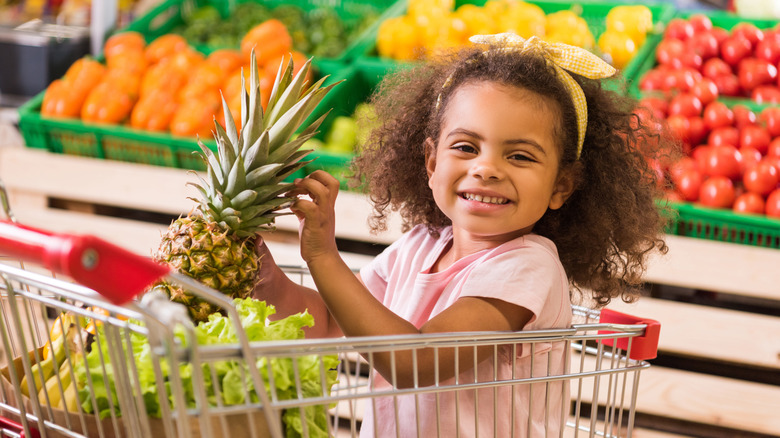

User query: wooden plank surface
[608,297,780,371]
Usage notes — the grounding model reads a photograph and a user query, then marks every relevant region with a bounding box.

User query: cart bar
[598,308,661,360]
[0,220,169,304]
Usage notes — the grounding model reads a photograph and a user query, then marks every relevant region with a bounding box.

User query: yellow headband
[436,33,617,159]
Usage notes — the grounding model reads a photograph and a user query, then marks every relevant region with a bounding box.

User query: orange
[131,89,178,132]
[205,49,246,75]
[145,34,190,65]
[103,31,146,59]
[240,19,292,67]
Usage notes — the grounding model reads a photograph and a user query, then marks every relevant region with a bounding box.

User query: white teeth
[463,193,507,204]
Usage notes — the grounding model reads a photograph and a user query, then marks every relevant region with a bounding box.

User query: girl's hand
[288,170,340,264]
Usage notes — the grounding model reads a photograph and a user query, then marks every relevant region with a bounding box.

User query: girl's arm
[252,240,343,339]
[290,171,533,387]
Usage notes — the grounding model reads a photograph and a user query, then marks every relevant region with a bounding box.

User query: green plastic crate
[664,200,780,248]
[300,62,395,190]
[17,62,346,173]
[124,0,406,62]
[358,0,676,92]
[629,10,780,109]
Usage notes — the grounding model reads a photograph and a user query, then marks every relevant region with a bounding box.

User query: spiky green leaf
[265,56,295,117]
[224,154,247,196]
[246,162,285,187]
[265,58,312,127]
[231,190,258,210]
[220,92,240,150]
[243,130,270,172]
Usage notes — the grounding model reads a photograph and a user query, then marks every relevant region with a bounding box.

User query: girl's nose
[470,154,503,181]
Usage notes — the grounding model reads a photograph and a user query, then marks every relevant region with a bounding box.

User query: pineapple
[153,50,339,322]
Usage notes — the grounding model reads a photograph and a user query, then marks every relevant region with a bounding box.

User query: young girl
[254,33,671,437]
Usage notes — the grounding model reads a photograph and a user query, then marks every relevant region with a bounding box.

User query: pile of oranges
[41,19,310,138]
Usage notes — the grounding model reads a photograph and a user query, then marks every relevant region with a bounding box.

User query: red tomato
[701,144,743,180]
[687,31,720,59]
[669,156,699,181]
[760,107,780,137]
[731,22,764,47]
[708,126,740,147]
[699,176,736,208]
[738,58,778,91]
[639,96,668,119]
[711,73,741,96]
[690,77,719,105]
[733,192,766,214]
[739,125,772,154]
[675,168,704,201]
[720,36,753,67]
[689,14,713,33]
[702,101,735,130]
[692,144,713,170]
[665,18,695,41]
[668,93,703,118]
[764,155,780,174]
[755,37,780,65]
[743,160,780,196]
[710,27,730,45]
[656,39,687,66]
[740,147,764,171]
[766,189,780,217]
[639,68,666,92]
[751,85,780,104]
[702,58,732,78]
[732,104,757,128]
[666,115,691,144]
[687,116,708,146]
[767,137,780,157]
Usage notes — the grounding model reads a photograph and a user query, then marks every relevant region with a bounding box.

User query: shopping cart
[0,186,660,438]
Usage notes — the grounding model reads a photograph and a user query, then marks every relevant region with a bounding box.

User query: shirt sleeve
[458,243,565,326]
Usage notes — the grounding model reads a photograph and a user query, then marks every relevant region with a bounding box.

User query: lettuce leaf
[73,298,338,437]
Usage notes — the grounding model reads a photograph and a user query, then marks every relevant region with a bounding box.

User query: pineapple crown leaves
[188,49,342,238]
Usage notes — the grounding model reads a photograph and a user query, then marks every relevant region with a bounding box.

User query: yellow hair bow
[469,33,617,159]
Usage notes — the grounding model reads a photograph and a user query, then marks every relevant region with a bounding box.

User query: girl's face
[426,81,574,243]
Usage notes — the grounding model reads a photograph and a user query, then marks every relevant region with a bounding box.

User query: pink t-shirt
[359,225,572,437]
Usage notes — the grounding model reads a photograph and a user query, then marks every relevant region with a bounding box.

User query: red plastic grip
[597,308,660,361]
[0,220,169,305]
[0,416,40,438]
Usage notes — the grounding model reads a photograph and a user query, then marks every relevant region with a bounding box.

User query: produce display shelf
[17,61,346,173]
[664,200,780,248]
[124,0,406,62]
[628,9,780,110]
[357,0,677,92]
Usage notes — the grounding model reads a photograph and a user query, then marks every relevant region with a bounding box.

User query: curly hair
[351,44,674,307]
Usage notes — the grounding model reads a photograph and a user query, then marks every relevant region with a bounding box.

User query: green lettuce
[74,298,339,437]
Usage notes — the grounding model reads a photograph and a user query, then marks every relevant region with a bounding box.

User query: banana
[38,359,73,408]
[62,379,79,412]
[20,333,66,398]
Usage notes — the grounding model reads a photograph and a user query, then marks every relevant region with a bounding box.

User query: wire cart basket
[0,185,660,438]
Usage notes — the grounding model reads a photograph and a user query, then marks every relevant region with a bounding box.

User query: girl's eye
[509,153,536,162]
[452,143,477,154]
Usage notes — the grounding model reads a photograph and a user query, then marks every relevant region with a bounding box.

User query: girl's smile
[426,81,574,246]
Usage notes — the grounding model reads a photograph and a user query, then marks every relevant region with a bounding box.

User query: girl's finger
[294,175,334,206]
[307,170,341,193]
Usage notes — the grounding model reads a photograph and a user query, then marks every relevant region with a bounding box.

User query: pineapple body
[154,216,259,321]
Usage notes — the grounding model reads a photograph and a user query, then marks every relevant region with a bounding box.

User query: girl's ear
[424,137,437,179]
[548,167,578,210]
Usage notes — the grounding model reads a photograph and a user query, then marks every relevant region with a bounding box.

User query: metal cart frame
[0,191,659,438]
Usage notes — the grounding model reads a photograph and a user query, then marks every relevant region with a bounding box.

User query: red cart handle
[0,416,40,438]
[598,308,660,361]
[0,220,169,305]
